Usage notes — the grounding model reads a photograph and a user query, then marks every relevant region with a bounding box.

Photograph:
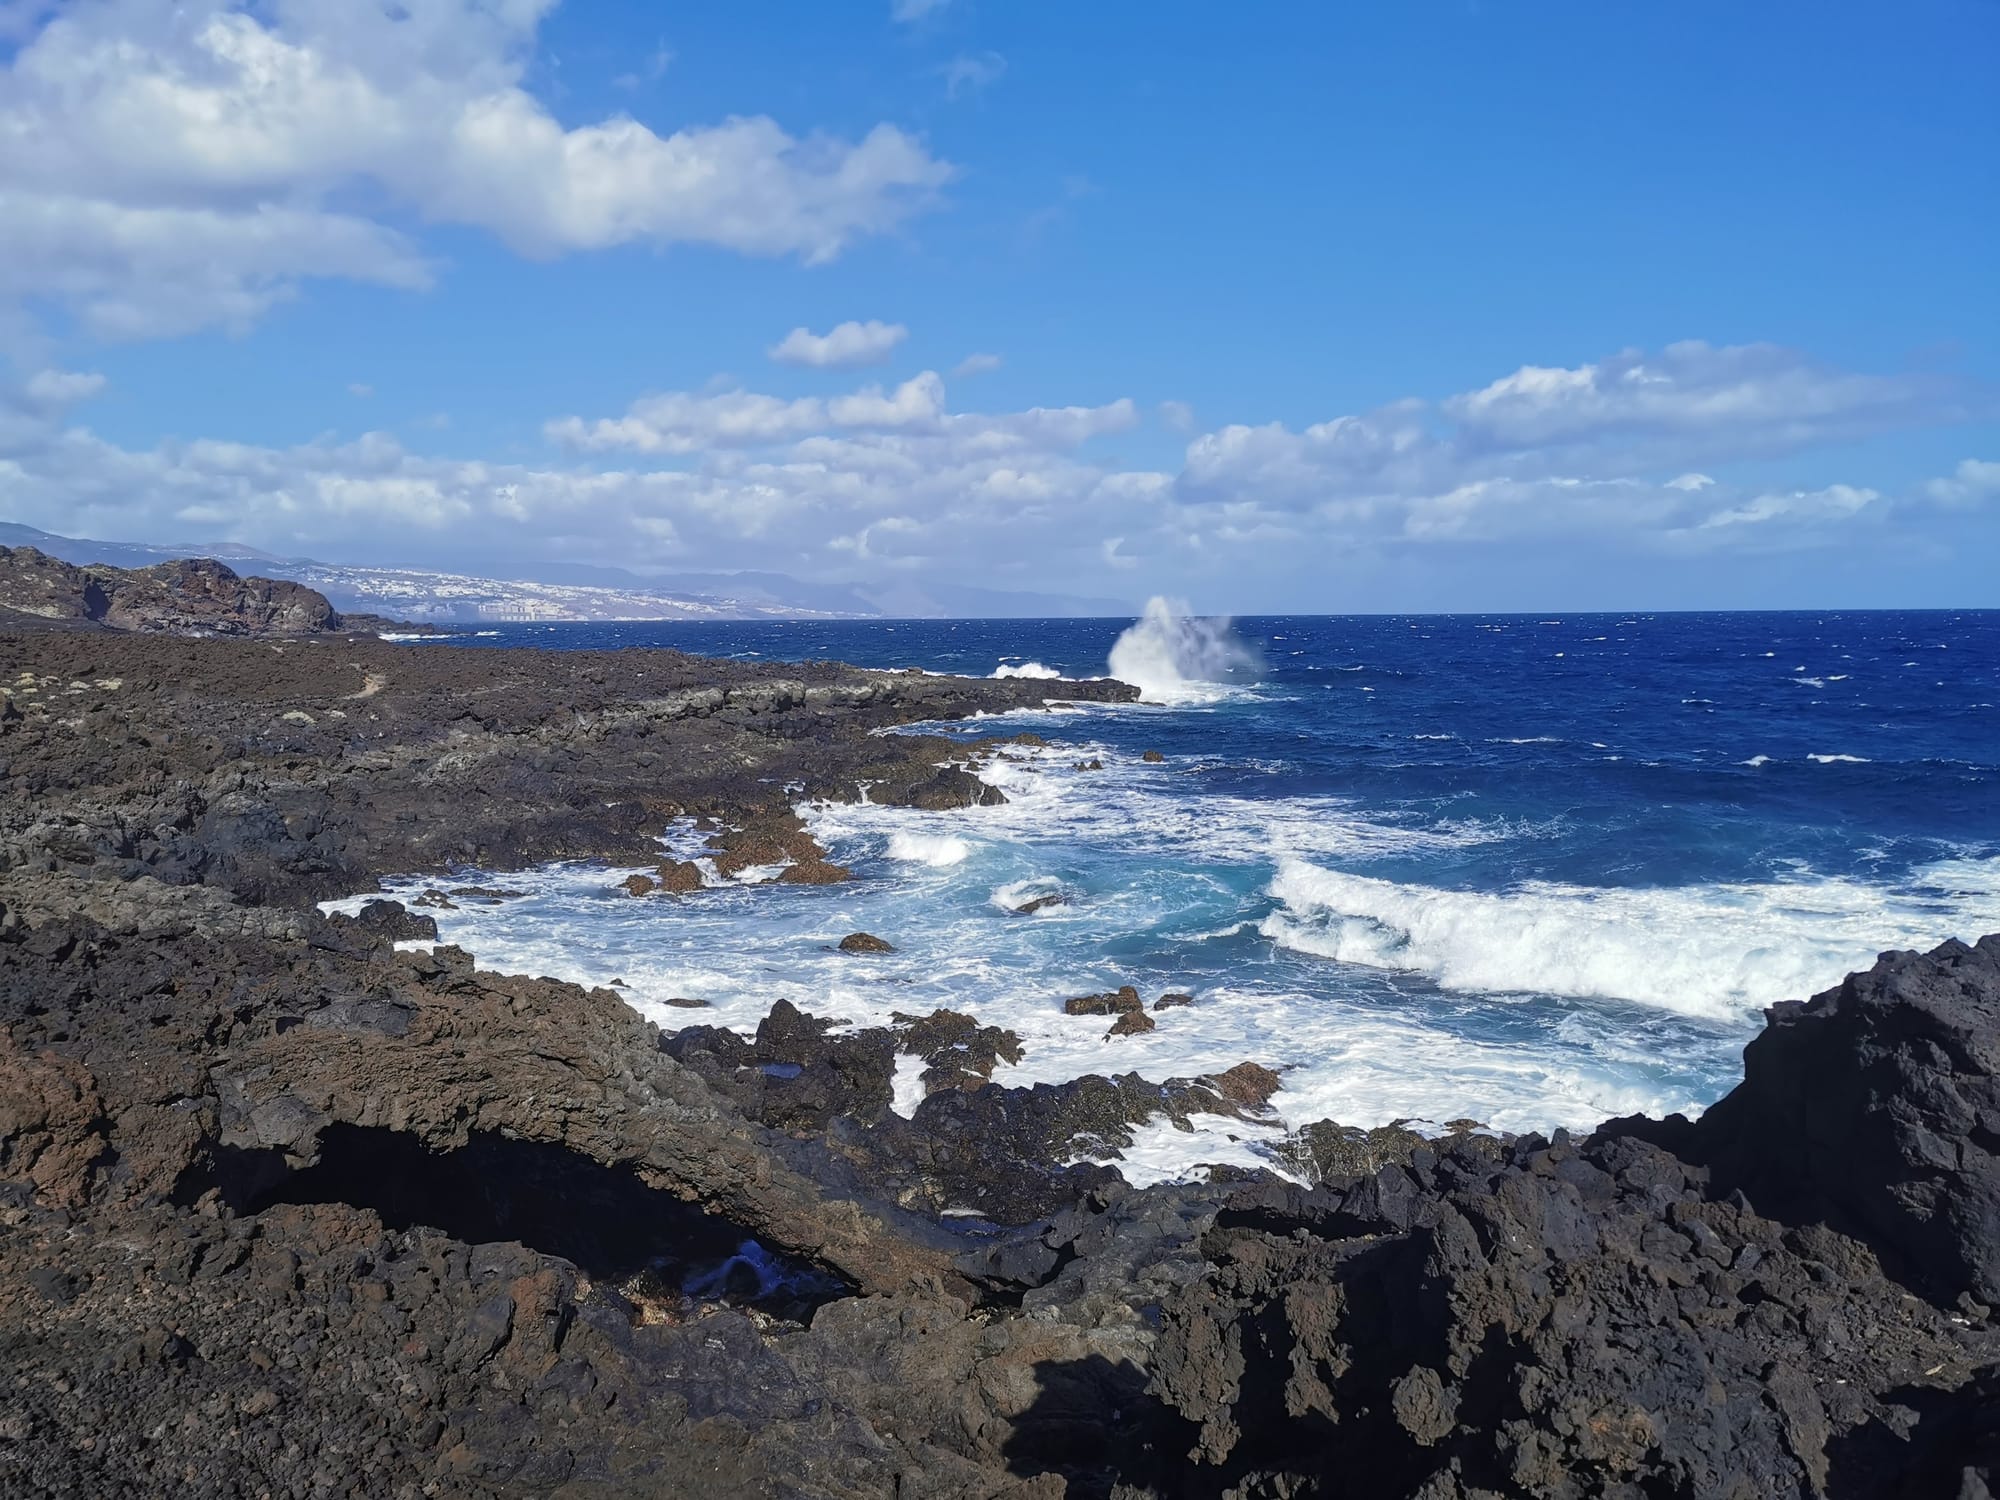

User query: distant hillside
[0,523,1134,621]
[0,546,385,636]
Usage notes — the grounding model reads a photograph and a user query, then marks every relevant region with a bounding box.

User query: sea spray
[1106,597,1260,702]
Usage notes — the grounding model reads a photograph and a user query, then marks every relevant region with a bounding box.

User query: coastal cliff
[1,622,1996,1498]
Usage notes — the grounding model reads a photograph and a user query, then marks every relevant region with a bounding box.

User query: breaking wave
[1260,857,1998,1020]
[1106,596,1259,704]
[990,660,1065,680]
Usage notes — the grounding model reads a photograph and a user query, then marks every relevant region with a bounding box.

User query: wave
[990,660,1065,680]
[1106,596,1259,704]
[885,830,971,866]
[1259,857,2000,1019]
[1809,753,1871,764]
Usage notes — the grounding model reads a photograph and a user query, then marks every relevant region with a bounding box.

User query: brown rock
[620,873,657,897]
[839,932,895,953]
[1141,750,1165,763]
[1154,992,1195,1010]
[662,996,711,1008]
[1064,986,1143,1016]
[1073,759,1104,771]
[1213,1061,1282,1110]
[655,859,705,893]
[1106,1010,1156,1038]
[778,859,853,886]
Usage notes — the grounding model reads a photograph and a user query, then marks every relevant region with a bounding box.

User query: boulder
[1106,1010,1155,1038]
[1154,992,1194,1010]
[1141,750,1165,763]
[1211,1061,1281,1109]
[778,859,853,886]
[620,873,657,897]
[1065,986,1144,1016]
[892,767,1007,810]
[839,932,895,954]
[656,859,705,893]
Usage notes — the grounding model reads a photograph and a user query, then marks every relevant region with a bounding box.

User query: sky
[0,0,1995,614]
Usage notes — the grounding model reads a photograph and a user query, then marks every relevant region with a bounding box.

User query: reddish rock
[1106,1010,1156,1038]
[655,860,705,893]
[1141,750,1165,763]
[1065,986,1143,1016]
[778,859,853,886]
[1213,1061,1282,1109]
[839,932,894,953]
[620,873,657,897]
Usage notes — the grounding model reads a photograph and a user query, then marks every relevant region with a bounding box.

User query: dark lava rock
[889,766,1007,810]
[1638,934,2000,1308]
[1154,991,1194,1010]
[331,899,438,944]
[619,872,656,896]
[1211,1061,1281,1109]
[1106,1010,1156,1038]
[838,931,895,953]
[1142,750,1165,763]
[1012,893,1068,915]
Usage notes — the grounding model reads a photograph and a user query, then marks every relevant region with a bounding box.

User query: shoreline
[4,623,2000,1496]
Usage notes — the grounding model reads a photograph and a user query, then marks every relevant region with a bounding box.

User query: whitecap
[990,660,1065,680]
[1258,857,1996,1020]
[1807,753,1871,764]
[885,830,971,866]
[1105,596,1259,704]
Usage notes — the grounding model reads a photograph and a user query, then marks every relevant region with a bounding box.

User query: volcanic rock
[839,931,895,953]
[1154,991,1194,1010]
[1066,985,1144,1016]
[1106,1010,1156,1038]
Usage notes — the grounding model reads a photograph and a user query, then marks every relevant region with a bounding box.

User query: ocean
[340,606,2000,1184]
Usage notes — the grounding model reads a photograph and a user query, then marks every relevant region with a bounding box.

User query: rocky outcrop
[1634,935,2000,1310]
[0,547,362,636]
[4,620,1999,1499]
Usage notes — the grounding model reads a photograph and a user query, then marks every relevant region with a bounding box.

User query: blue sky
[0,0,1994,611]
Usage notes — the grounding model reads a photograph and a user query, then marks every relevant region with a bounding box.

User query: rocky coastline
[4,616,1999,1498]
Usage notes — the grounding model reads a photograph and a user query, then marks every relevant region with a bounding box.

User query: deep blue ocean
[350,608,2000,1182]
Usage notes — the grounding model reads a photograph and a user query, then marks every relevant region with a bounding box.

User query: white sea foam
[1808,753,1871,764]
[890,1053,928,1119]
[1742,755,1771,767]
[1260,857,1996,1019]
[885,830,971,866]
[990,660,1065,680]
[1105,596,1259,704]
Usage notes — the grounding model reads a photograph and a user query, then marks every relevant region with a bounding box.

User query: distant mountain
[0,522,1133,622]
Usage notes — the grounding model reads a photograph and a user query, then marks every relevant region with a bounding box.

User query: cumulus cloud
[769,320,909,368]
[1925,458,2000,508]
[952,353,1002,377]
[0,1,953,338]
[0,341,1977,590]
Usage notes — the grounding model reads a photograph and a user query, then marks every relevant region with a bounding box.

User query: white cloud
[1444,341,1950,460]
[22,368,106,405]
[0,341,1976,592]
[952,353,1002,377]
[1924,458,2000,508]
[769,320,909,369]
[1697,483,1880,530]
[0,1,953,338]
[1159,400,1195,432]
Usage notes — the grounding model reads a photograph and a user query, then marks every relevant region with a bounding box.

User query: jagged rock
[1012,893,1068,915]
[1154,991,1194,1010]
[1210,1061,1280,1109]
[619,872,656,896]
[839,931,895,953]
[1106,1010,1156,1038]
[656,859,705,893]
[331,899,438,944]
[1141,750,1165,763]
[1066,985,1143,1016]
[890,766,1007,810]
